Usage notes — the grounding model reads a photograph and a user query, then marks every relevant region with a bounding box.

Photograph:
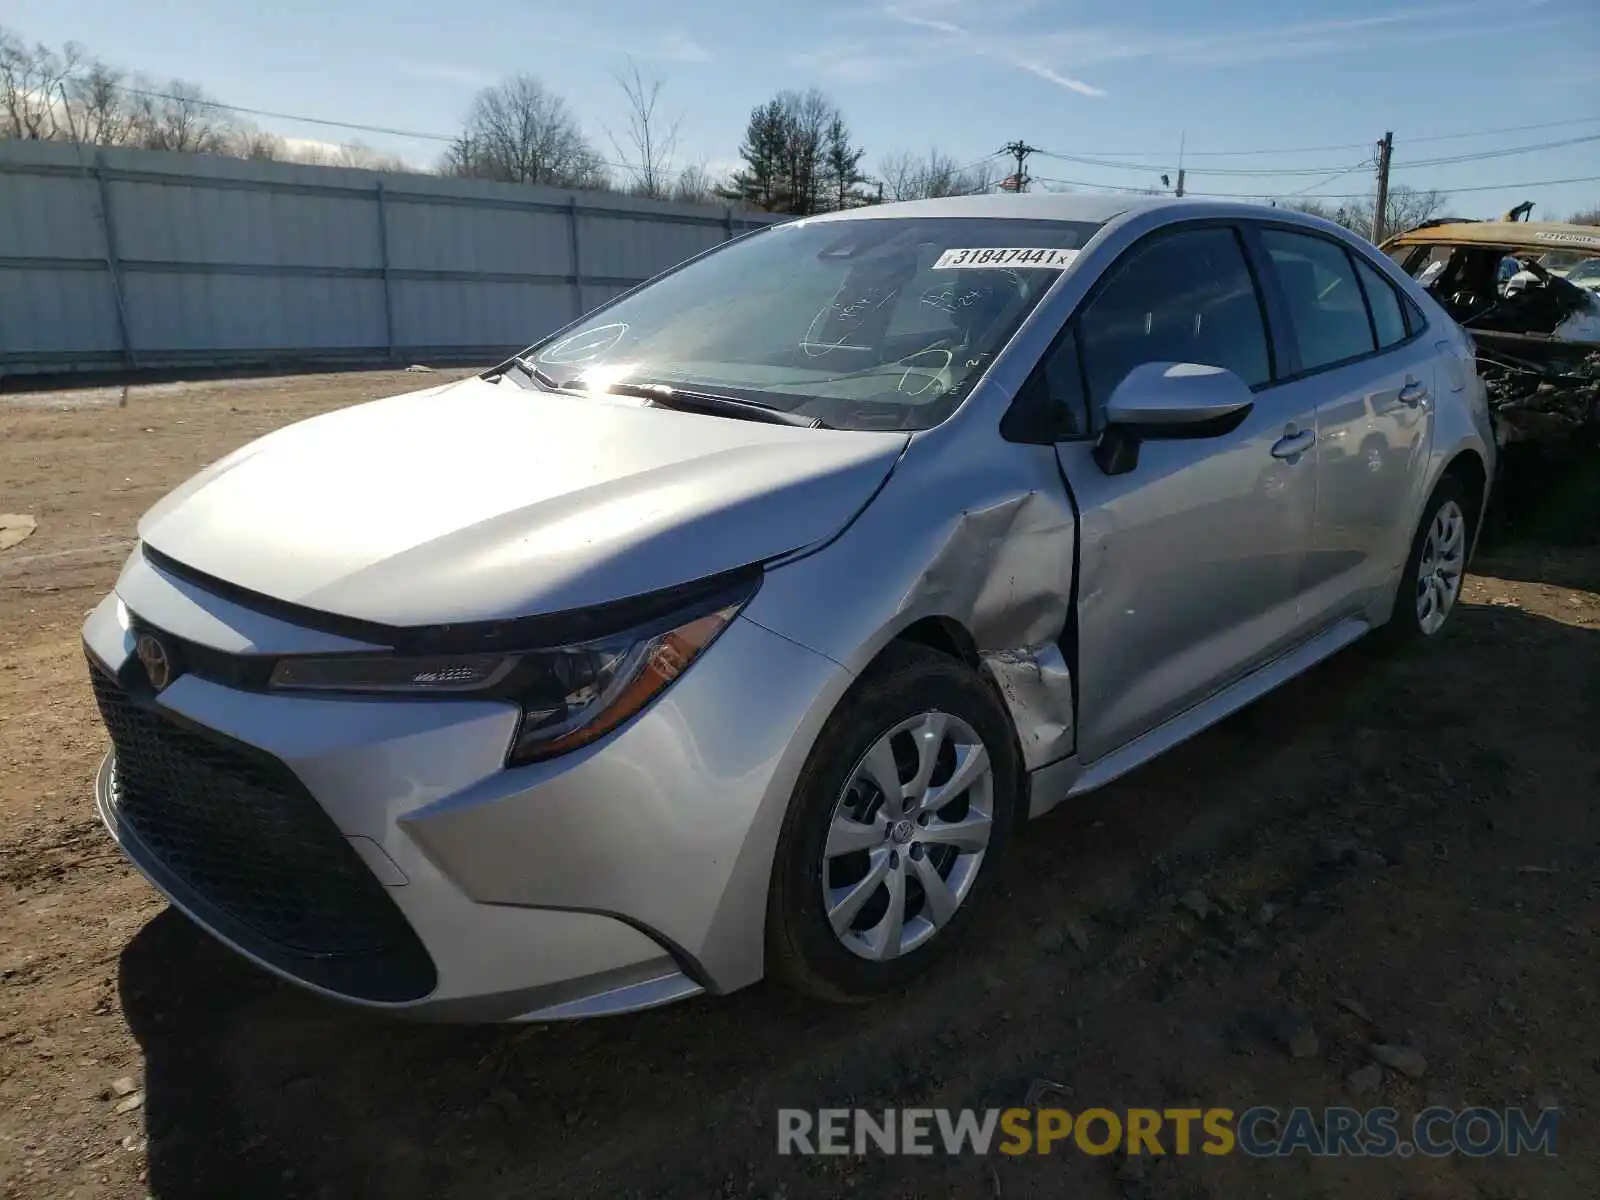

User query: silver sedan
[83,194,1494,1020]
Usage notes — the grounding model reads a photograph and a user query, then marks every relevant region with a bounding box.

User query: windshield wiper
[602,381,828,429]
[499,355,563,391]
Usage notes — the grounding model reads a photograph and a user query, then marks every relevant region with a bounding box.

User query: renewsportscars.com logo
[777,1106,1560,1159]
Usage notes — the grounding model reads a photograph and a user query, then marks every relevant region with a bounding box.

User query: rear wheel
[766,644,1019,1002]
[1387,476,1472,642]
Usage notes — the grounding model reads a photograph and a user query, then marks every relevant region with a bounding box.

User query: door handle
[1398,378,1429,406]
[1270,429,1316,460]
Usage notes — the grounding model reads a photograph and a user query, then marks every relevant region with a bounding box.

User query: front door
[1046,224,1320,763]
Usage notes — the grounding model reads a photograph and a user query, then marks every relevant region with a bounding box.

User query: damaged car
[1384,219,1600,447]
[84,195,1494,1020]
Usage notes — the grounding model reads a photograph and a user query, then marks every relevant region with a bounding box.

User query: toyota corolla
[83,194,1494,1020]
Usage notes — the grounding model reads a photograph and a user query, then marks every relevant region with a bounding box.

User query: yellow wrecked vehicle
[1383,216,1599,447]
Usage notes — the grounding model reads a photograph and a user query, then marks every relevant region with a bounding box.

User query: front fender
[743,425,1080,772]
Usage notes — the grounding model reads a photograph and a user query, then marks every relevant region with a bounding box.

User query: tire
[1386,474,1473,644]
[765,643,1021,1003]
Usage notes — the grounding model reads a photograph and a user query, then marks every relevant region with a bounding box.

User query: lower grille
[90,661,436,1002]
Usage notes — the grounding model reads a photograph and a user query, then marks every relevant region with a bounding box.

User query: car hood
[138,376,908,626]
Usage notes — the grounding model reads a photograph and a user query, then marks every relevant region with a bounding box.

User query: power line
[113,83,458,144]
[104,81,1600,195]
[110,82,648,172]
[1038,148,1370,177]
[1034,115,1600,159]
[1028,172,1600,201]
[1038,132,1600,179]
[1285,161,1374,197]
[954,152,1005,175]
[1392,133,1600,170]
[1407,116,1600,145]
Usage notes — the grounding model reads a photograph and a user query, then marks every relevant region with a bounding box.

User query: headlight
[501,602,741,764]
[267,575,756,765]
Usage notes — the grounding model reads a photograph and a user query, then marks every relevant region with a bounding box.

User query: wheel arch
[1440,447,1489,557]
[853,613,1038,828]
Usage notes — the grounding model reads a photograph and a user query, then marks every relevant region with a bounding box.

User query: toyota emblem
[135,632,174,691]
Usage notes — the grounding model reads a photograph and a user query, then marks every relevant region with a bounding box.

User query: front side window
[1353,256,1408,348]
[1262,228,1376,372]
[1078,226,1271,417]
[525,216,1101,432]
[1027,325,1090,439]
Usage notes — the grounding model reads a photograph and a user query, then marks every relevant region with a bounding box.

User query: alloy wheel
[1415,498,1466,636]
[821,711,995,962]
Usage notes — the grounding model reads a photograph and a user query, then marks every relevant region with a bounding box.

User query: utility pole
[1174,168,1186,198]
[1175,131,1186,197]
[1000,140,1042,193]
[1372,131,1394,244]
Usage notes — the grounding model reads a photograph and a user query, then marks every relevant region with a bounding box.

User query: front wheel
[1387,476,1472,642]
[765,645,1020,1003]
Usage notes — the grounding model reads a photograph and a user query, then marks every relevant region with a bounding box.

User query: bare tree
[878,149,995,201]
[1571,206,1600,227]
[784,88,832,214]
[125,78,238,153]
[281,137,410,172]
[607,58,679,199]
[442,75,608,189]
[0,28,83,141]
[1283,186,1446,242]
[66,60,128,145]
[1371,186,1447,239]
[671,161,719,206]
[236,130,284,160]
[332,141,410,172]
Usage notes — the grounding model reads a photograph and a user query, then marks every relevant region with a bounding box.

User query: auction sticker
[933,247,1080,269]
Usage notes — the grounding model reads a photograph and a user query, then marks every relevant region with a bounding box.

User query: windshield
[522,216,1101,431]
[1566,258,1600,285]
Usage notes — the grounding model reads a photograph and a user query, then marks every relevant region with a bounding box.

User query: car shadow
[1473,536,1600,594]
[118,600,1599,1200]
[1478,442,1600,587]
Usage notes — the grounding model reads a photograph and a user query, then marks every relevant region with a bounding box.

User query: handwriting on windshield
[800,286,900,359]
[538,323,629,365]
[918,283,995,315]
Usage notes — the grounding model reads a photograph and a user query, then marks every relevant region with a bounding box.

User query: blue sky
[9,0,1599,219]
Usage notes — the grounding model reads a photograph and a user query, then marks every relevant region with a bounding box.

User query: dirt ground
[1,370,1596,1200]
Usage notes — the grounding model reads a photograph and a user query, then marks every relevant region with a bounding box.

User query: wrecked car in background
[1384,220,1600,447]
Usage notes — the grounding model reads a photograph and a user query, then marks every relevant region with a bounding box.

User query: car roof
[797,192,1175,226]
[793,194,1374,242]
[1381,221,1600,254]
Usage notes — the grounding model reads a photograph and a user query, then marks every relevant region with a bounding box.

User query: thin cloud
[654,32,715,64]
[888,4,1106,96]
[398,62,500,88]
[411,27,716,80]
[801,0,1541,91]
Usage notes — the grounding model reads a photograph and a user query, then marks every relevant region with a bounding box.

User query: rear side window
[1261,229,1376,372]
[1078,227,1270,415]
[1353,257,1407,348]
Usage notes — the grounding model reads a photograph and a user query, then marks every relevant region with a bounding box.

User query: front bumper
[84,552,850,1020]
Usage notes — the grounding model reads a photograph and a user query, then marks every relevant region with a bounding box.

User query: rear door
[1048,224,1321,763]
[1250,226,1437,629]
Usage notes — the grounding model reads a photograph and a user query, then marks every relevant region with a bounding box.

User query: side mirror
[1094,362,1255,476]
